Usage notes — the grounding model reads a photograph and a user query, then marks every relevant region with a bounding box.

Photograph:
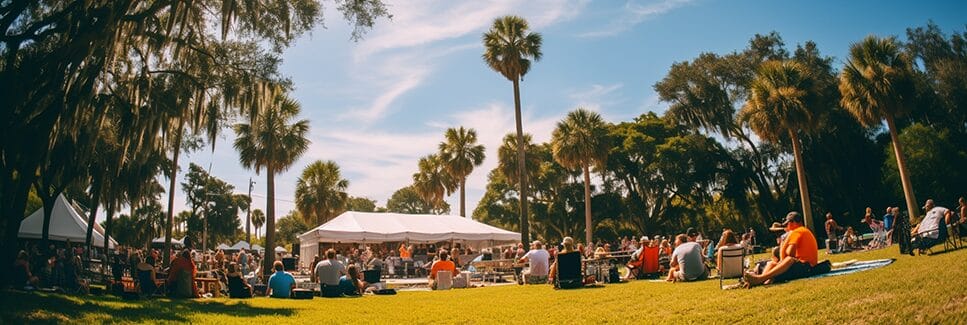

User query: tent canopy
[216,243,231,250]
[298,211,520,244]
[19,194,117,249]
[151,237,184,246]
[274,246,287,253]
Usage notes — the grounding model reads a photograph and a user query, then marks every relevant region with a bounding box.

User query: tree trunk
[39,190,56,251]
[460,178,467,218]
[164,119,185,267]
[264,164,276,277]
[512,78,530,250]
[85,174,103,257]
[0,177,31,286]
[789,131,814,233]
[583,164,593,246]
[103,204,115,271]
[886,116,919,220]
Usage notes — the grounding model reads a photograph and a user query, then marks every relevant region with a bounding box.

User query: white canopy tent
[216,243,232,250]
[19,194,117,249]
[151,236,185,248]
[297,211,520,267]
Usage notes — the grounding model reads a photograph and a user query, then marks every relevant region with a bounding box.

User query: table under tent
[297,211,520,274]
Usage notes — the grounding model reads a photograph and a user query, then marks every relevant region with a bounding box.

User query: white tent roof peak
[19,194,117,248]
[298,211,520,244]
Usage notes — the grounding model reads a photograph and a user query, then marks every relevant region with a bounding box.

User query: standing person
[745,212,818,287]
[825,213,845,254]
[665,233,708,282]
[315,249,346,297]
[517,241,550,284]
[892,207,912,255]
[882,207,895,245]
[266,261,295,298]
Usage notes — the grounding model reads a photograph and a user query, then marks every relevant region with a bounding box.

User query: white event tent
[297,211,520,267]
[19,194,117,249]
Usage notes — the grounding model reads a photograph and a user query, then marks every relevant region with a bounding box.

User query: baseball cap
[686,227,698,237]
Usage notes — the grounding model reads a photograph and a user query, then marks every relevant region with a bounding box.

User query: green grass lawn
[4,247,966,324]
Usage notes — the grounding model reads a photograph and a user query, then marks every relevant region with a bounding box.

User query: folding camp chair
[914,216,949,255]
[554,252,584,289]
[717,246,746,290]
[434,271,453,290]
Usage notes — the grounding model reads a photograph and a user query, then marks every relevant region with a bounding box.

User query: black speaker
[282,257,296,271]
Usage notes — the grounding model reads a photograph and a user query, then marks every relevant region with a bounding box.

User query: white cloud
[579,0,694,38]
[355,0,588,60]
[307,102,561,215]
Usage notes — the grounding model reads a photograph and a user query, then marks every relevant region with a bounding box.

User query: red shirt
[167,256,198,295]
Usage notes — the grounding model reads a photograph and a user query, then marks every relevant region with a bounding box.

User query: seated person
[549,237,584,288]
[666,234,708,282]
[518,241,550,284]
[315,249,346,297]
[715,230,742,271]
[135,256,159,296]
[338,264,364,296]
[745,212,818,287]
[428,249,456,290]
[12,250,40,289]
[267,261,295,298]
[911,199,953,252]
[226,262,253,298]
[166,249,199,298]
[625,237,660,280]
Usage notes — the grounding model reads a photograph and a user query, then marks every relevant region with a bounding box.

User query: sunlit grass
[4,247,966,324]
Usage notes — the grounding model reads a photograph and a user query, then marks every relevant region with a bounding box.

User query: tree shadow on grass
[1,290,294,324]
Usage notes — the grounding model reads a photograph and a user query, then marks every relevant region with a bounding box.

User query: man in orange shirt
[428,249,456,290]
[745,211,818,287]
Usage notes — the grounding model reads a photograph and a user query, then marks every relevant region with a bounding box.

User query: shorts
[773,260,812,283]
[524,274,548,284]
[673,268,708,282]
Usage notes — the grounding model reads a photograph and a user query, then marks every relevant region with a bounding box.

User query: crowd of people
[8,197,965,297]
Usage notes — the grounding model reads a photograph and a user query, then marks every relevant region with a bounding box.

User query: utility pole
[247,178,254,250]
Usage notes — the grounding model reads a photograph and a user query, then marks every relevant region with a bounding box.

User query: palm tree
[438,127,486,218]
[295,160,349,226]
[740,60,821,232]
[497,133,540,189]
[251,209,266,239]
[839,35,920,219]
[233,93,310,276]
[412,154,456,213]
[482,15,542,246]
[551,108,610,246]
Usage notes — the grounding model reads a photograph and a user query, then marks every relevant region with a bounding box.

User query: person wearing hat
[518,240,550,284]
[910,199,953,253]
[744,212,818,287]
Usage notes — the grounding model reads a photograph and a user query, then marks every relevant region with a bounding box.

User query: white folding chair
[435,270,453,290]
[718,246,746,289]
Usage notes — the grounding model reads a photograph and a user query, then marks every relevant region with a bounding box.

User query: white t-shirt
[522,249,550,276]
[920,207,949,239]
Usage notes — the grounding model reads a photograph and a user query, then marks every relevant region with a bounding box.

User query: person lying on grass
[744,212,818,287]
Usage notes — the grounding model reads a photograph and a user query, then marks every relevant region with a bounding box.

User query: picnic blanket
[807,259,893,279]
[717,259,894,289]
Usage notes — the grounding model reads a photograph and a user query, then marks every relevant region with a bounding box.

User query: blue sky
[158,0,966,235]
